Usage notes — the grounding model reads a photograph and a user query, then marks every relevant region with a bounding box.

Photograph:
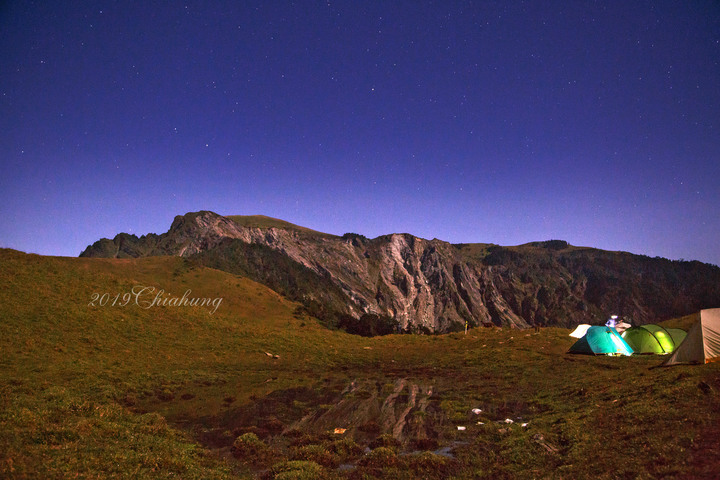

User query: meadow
[1,248,718,479]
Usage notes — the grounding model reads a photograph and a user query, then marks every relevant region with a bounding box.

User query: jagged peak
[168,210,223,229]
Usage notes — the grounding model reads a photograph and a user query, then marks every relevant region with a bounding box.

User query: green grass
[1,248,719,478]
[225,215,337,238]
[660,312,699,330]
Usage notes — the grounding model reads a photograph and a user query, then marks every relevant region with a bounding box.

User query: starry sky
[1,1,719,266]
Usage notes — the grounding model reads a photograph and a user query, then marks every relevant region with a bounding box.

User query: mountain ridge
[80,211,720,332]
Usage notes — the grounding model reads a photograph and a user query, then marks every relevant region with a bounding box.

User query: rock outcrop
[81,211,720,332]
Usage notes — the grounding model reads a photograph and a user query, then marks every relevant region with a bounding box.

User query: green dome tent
[665,328,687,348]
[640,325,676,353]
[621,325,681,354]
[568,326,634,356]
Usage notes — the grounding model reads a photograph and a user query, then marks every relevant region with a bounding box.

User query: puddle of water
[186,377,540,465]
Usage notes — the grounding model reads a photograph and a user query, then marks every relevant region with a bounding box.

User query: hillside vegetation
[226,215,337,238]
[464,242,720,327]
[192,238,355,329]
[80,211,720,333]
[2,248,720,478]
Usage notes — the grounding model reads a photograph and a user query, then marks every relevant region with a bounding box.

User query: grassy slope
[0,249,366,478]
[225,215,337,238]
[1,248,719,479]
[660,313,699,331]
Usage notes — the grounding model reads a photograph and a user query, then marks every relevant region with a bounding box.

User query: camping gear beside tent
[614,321,632,334]
[569,324,592,338]
[622,325,677,354]
[568,326,634,356]
[662,308,720,366]
[603,316,631,333]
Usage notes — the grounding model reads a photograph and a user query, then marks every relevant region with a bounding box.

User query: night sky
[1,1,719,266]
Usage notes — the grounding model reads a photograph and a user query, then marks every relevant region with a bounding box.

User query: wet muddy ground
[183,374,542,473]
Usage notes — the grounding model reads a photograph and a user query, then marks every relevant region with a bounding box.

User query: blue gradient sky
[1,1,719,265]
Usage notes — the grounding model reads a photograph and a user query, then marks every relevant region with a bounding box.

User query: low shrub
[232,432,273,465]
[369,433,400,451]
[359,446,401,469]
[291,444,339,468]
[267,460,326,479]
[407,451,459,478]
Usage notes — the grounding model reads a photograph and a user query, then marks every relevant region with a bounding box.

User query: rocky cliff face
[81,211,720,332]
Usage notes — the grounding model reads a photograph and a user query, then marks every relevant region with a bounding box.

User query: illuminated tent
[622,327,665,354]
[569,324,592,338]
[622,325,677,354]
[665,328,688,347]
[641,325,676,352]
[568,326,634,356]
[662,309,720,366]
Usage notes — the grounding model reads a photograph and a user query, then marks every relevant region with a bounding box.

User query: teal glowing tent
[568,326,634,356]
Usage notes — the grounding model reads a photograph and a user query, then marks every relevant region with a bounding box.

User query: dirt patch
[680,374,720,479]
